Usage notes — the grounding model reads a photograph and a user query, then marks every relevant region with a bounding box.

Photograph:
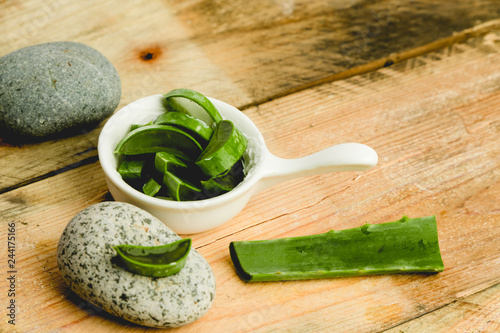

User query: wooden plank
[2,1,500,192]
[5,0,500,107]
[0,128,100,193]
[0,30,499,332]
[193,30,500,246]
[385,283,500,333]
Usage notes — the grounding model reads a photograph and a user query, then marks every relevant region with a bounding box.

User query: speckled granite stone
[0,41,121,137]
[57,202,216,328]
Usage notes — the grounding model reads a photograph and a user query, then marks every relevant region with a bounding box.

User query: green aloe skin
[230,216,444,282]
[113,238,192,278]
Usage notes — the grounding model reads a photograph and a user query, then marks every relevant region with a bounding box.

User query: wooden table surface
[1,1,499,332]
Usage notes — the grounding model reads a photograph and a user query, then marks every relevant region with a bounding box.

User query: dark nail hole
[138,46,163,62]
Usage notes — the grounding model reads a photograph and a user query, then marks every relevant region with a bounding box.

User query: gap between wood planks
[237,18,500,111]
[0,154,99,195]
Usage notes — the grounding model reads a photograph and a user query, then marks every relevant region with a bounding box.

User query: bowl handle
[253,143,378,194]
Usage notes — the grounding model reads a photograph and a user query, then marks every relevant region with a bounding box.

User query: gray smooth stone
[0,41,121,137]
[57,202,216,328]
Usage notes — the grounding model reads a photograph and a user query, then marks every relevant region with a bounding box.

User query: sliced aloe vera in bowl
[196,120,248,177]
[113,89,248,202]
[142,177,162,197]
[201,159,245,197]
[154,112,213,145]
[154,151,188,174]
[130,121,154,132]
[117,159,146,180]
[115,124,203,161]
[113,238,192,278]
[163,88,223,128]
[163,171,203,201]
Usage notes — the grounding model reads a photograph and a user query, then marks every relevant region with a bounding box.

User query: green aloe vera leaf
[163,88,223,128]
[130,121,154,131]
[117,159,146,180]
[142,178,162,197]
[155,196,174,200]
[230,216,444,282]
[130,124,142,131]
[201,159,245,197]
[113,238,191,278]
[115,124,203,161]
[154,112,213,144]
[163,171,202,201]
[196,120,248,177]
[154,151,188,175]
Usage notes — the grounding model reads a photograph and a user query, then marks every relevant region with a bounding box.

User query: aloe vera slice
[130,121,153,131]
[115,124,203,161]
[163,88,223,128]
[163,171,202,201]
[230,216,444,282]
[154,112,213,144]
[154,151,188,174]
[113,238,191,277]
[117,159,146,180]
[130,124,142,131]
[201,159,245,197]
[196,120,248,177]
[142,178,162,197]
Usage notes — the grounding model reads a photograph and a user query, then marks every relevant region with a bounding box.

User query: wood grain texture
[386,283,500,333]
[0,29,499,332]
[2,0,500,192]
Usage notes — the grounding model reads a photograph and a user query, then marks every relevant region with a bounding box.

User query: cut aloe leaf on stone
[163,171,202,201]
[154,151,188,175]
[142,178,162,197]
[113,238,192,278]
[114,124,203,161]
[163,88,223,128]
[196,120,248,177]
[154,111,213,145]
[117,159,146,180]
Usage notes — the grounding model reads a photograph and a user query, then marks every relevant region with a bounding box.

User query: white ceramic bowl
[98,94,378,234]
